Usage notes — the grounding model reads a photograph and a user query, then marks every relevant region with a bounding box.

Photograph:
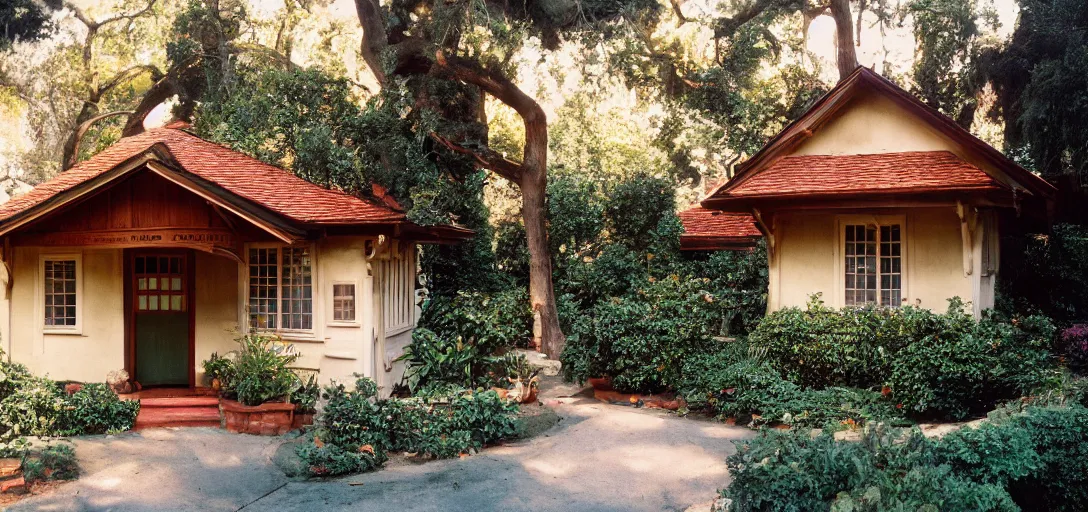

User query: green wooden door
[133,254,190,387]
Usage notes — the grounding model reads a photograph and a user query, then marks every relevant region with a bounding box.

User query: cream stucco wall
[193,251,240,385]
[770,207,991,314]
[8,247,124,382]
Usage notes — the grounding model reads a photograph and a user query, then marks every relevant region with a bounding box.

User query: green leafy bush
[888,310,1056,419]
[417,288,532,354]
[722,406,1088,512]
[561,276,718,393]
[22,444,79,482]
[680,351,905,428]
[298,378,519,476]
[746,297,1057,420]
[201,352,235,386]
[56,384,140,435]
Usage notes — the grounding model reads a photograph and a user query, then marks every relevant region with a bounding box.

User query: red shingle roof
[0,127,405,225]
[719,151,1002,199]
[679,207,761,250]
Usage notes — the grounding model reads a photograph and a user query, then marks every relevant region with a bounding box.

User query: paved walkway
[9,386,752,512]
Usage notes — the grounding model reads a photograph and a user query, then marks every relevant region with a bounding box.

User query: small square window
[333,283,356,322]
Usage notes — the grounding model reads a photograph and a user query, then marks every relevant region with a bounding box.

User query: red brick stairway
[122,389,222,429]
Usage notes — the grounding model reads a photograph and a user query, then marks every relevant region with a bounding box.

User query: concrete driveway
[9,387,753,512]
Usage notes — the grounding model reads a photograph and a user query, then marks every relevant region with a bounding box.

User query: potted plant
[290,374,319,430]
[202,352,234,392]
[212,333,302,435]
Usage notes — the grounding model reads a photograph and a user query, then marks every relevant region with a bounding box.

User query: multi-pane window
[281,247,313,330]
[44,259,77,327]
[844,224,902,307]
[332,283,356,322]
[248,246,313,331]
[134,255,187,312]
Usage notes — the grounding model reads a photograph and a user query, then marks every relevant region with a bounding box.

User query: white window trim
[833,215,908,308]
[40,253,83,336]
[327,279,360,327]
[244,243,319,341]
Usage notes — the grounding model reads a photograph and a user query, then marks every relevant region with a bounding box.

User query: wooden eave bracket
[956,201,978,277]
[752,208,775,260]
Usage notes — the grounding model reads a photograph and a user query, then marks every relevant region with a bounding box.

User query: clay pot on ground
[586,377,614,392]
[219,398,295,435]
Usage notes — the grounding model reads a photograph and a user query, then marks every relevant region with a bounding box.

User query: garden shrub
[0,348,138,439]
[680,352,904,427]
[722,406,1088,512]
[1003,406,1088,511]
[21,444,79,482]
[399,327,519,395]
[747,297,1057,420]
[418,288,532,353]
[888,309,1056,419]
[561,276,718,393]
[56,383,140,435]
[299,378,519,476]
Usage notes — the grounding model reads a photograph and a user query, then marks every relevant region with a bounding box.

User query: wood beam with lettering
[14,228,237,254]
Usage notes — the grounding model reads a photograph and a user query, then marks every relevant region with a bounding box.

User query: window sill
[43,328,83,336]
[327,321,361,328]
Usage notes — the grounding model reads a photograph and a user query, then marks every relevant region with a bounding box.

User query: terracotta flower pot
[219,398,295,436]
[292,411,315,430]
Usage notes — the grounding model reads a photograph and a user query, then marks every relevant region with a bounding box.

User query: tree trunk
[518,109,565,358]
[829,0,859,80]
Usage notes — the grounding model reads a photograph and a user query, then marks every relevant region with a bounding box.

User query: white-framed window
[247,245,314,334]
[330,281,357,325]
[41,253,82,334]
[839,217,905,307]
[379,245,416,336]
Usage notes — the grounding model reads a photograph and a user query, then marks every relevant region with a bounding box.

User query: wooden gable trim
[144,160,302,244]
[703,67,1056,207]
[0,143,307,245]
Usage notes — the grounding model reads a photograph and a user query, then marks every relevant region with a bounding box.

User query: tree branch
[97,64,164,97]
[62,110,134,170]
[714,0,777,38]
[430,134,523,183]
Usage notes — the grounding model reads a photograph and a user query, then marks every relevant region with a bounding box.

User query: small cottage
[697,67,1055,317]
[0,124,469,391]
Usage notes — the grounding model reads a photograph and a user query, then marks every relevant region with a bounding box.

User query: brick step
[138,397,220,408]
[134,406,221,430]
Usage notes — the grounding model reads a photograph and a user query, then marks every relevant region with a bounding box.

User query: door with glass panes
[131,251,193,386]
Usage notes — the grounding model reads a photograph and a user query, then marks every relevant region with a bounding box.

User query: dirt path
[8,383,752,512]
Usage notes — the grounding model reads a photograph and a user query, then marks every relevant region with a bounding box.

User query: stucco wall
[9,247,124,382]
[310,236,373,386]
[193,251,240,385]
[772,207,976,313]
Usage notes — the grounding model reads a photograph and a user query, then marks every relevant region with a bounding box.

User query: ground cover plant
[297,377,519,476]
[0,349,139,440]
[722,403,1088,511]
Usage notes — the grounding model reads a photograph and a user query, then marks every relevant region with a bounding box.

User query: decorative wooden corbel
[752,208,775,260]
[956,201,978,277]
